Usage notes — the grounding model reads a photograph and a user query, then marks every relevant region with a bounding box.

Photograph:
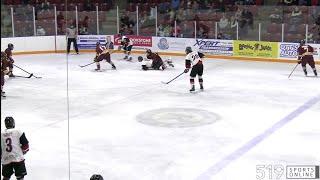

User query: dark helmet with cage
[146,49,152,54]
[300,39,306,46]
[185,46,192,54]
[8,43,14,50]
[5,116,15,129]
[90,174,104,180]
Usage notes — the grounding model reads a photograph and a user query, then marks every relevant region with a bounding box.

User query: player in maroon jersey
[4,43,15,77]
[297,40,317,76]
[94,42,116,71]
[1,52,10,97]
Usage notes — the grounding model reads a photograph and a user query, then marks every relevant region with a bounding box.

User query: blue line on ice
[196,94,320,180]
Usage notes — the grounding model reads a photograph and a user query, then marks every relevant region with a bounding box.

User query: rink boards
[1,35,319,63]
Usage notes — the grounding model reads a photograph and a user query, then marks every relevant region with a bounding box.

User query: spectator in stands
[36,25,46,36]
[219,13,229,30]
[79,16,89,35]
[83,0,95,11]
[57,12,65,35]
[269,8,282,24]
[290,6,302,24]
[241,7,253,29]
[120,12,134,29]
[235,7,243,22]
[171,0,180,11]
[230,16,238,39]
[40,0,51,12]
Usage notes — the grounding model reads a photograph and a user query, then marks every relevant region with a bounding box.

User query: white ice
[1,53,319,180]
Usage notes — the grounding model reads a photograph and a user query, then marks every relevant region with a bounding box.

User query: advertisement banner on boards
[114,35,152,50]
[234,40,278,58]
[279,42,320,61]
[192,39,233,56]
[77,35,114,49]
[152,37,192,52]
[152,37,233,55]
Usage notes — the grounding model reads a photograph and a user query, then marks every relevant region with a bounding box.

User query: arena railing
[1,5,319,43]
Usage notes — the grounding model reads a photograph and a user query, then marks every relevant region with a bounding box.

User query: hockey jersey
[1,128,29,165]
[185,51,202,68]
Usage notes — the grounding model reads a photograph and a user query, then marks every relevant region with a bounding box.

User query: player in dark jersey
[1,52,10,97]
[297,40,317,76]
[94,42,116,71]
[4,43,15,77]
[184,47,205,92]
[138,49,174,70]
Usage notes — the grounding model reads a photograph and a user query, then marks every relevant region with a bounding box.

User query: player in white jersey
[184,46,204,92]
[1,117,29,180]
[119,35,133,61]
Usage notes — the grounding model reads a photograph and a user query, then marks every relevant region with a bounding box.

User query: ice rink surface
[1,53,319,180]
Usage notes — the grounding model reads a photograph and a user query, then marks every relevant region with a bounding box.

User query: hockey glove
[298,60,301,64]
[184,68,189,73]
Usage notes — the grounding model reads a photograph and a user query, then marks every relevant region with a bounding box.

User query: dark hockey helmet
[138,56,143,62]
[146,49,152,54]
[185,46,192,54]
[300,39,306,46]
[5,116,15,129]
[90,174,104,180]
[96,41,100,46]
[8,43,14,50]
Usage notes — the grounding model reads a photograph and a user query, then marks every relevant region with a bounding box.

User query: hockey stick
[13,64,42,78]
[161,71,185,84]
[79,61,95,68]
[288,63,300,79]
[14,74,33,78]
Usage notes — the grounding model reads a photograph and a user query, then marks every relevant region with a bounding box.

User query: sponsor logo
[280,43,299,58]
[157,38,169,50]
[114,35,152,47]
[193,39,233,55]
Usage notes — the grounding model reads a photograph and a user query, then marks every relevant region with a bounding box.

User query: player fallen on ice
[138,49,174,71]
[118,35,133,61]
[1,117,29,180]
[94,42,116,71]
[297,40,317,76]
[184,46,205,92]
[4,43,15,77]
[1,52,11,97]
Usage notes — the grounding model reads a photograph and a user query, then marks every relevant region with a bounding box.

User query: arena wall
[1,35,319,63]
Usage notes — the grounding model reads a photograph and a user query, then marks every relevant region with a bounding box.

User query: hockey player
[1,117,29,180]
[138,49,174,71]
[90,174,104,180]
[184,47,205,92]
[1,52,10,97]
[118,35,133,61]
[297,40,317,76]
[4,43,15,77]
[94,42,116,71]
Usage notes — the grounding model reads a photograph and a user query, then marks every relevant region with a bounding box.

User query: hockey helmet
[90,174,104,180]
[138,56,143,62]
[8,43,14,50]
[300,39,306,46]
[5,116,15,129]
[185,46,192,54]
[146,49,152,54]
[96,41,100,46]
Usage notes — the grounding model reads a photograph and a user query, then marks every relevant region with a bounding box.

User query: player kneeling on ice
[297,40,317,76]
[118,35,133,61]
[94,42,116,71]
[138,49,174,71]
[184,47,205,92]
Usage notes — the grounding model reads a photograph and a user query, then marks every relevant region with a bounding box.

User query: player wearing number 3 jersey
[184,46,205,92]
[1,117,29,180]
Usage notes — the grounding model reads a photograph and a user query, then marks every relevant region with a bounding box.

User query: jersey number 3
[5,138,12,152]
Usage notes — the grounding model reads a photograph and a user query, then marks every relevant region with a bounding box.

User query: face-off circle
[136,108,220,128]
